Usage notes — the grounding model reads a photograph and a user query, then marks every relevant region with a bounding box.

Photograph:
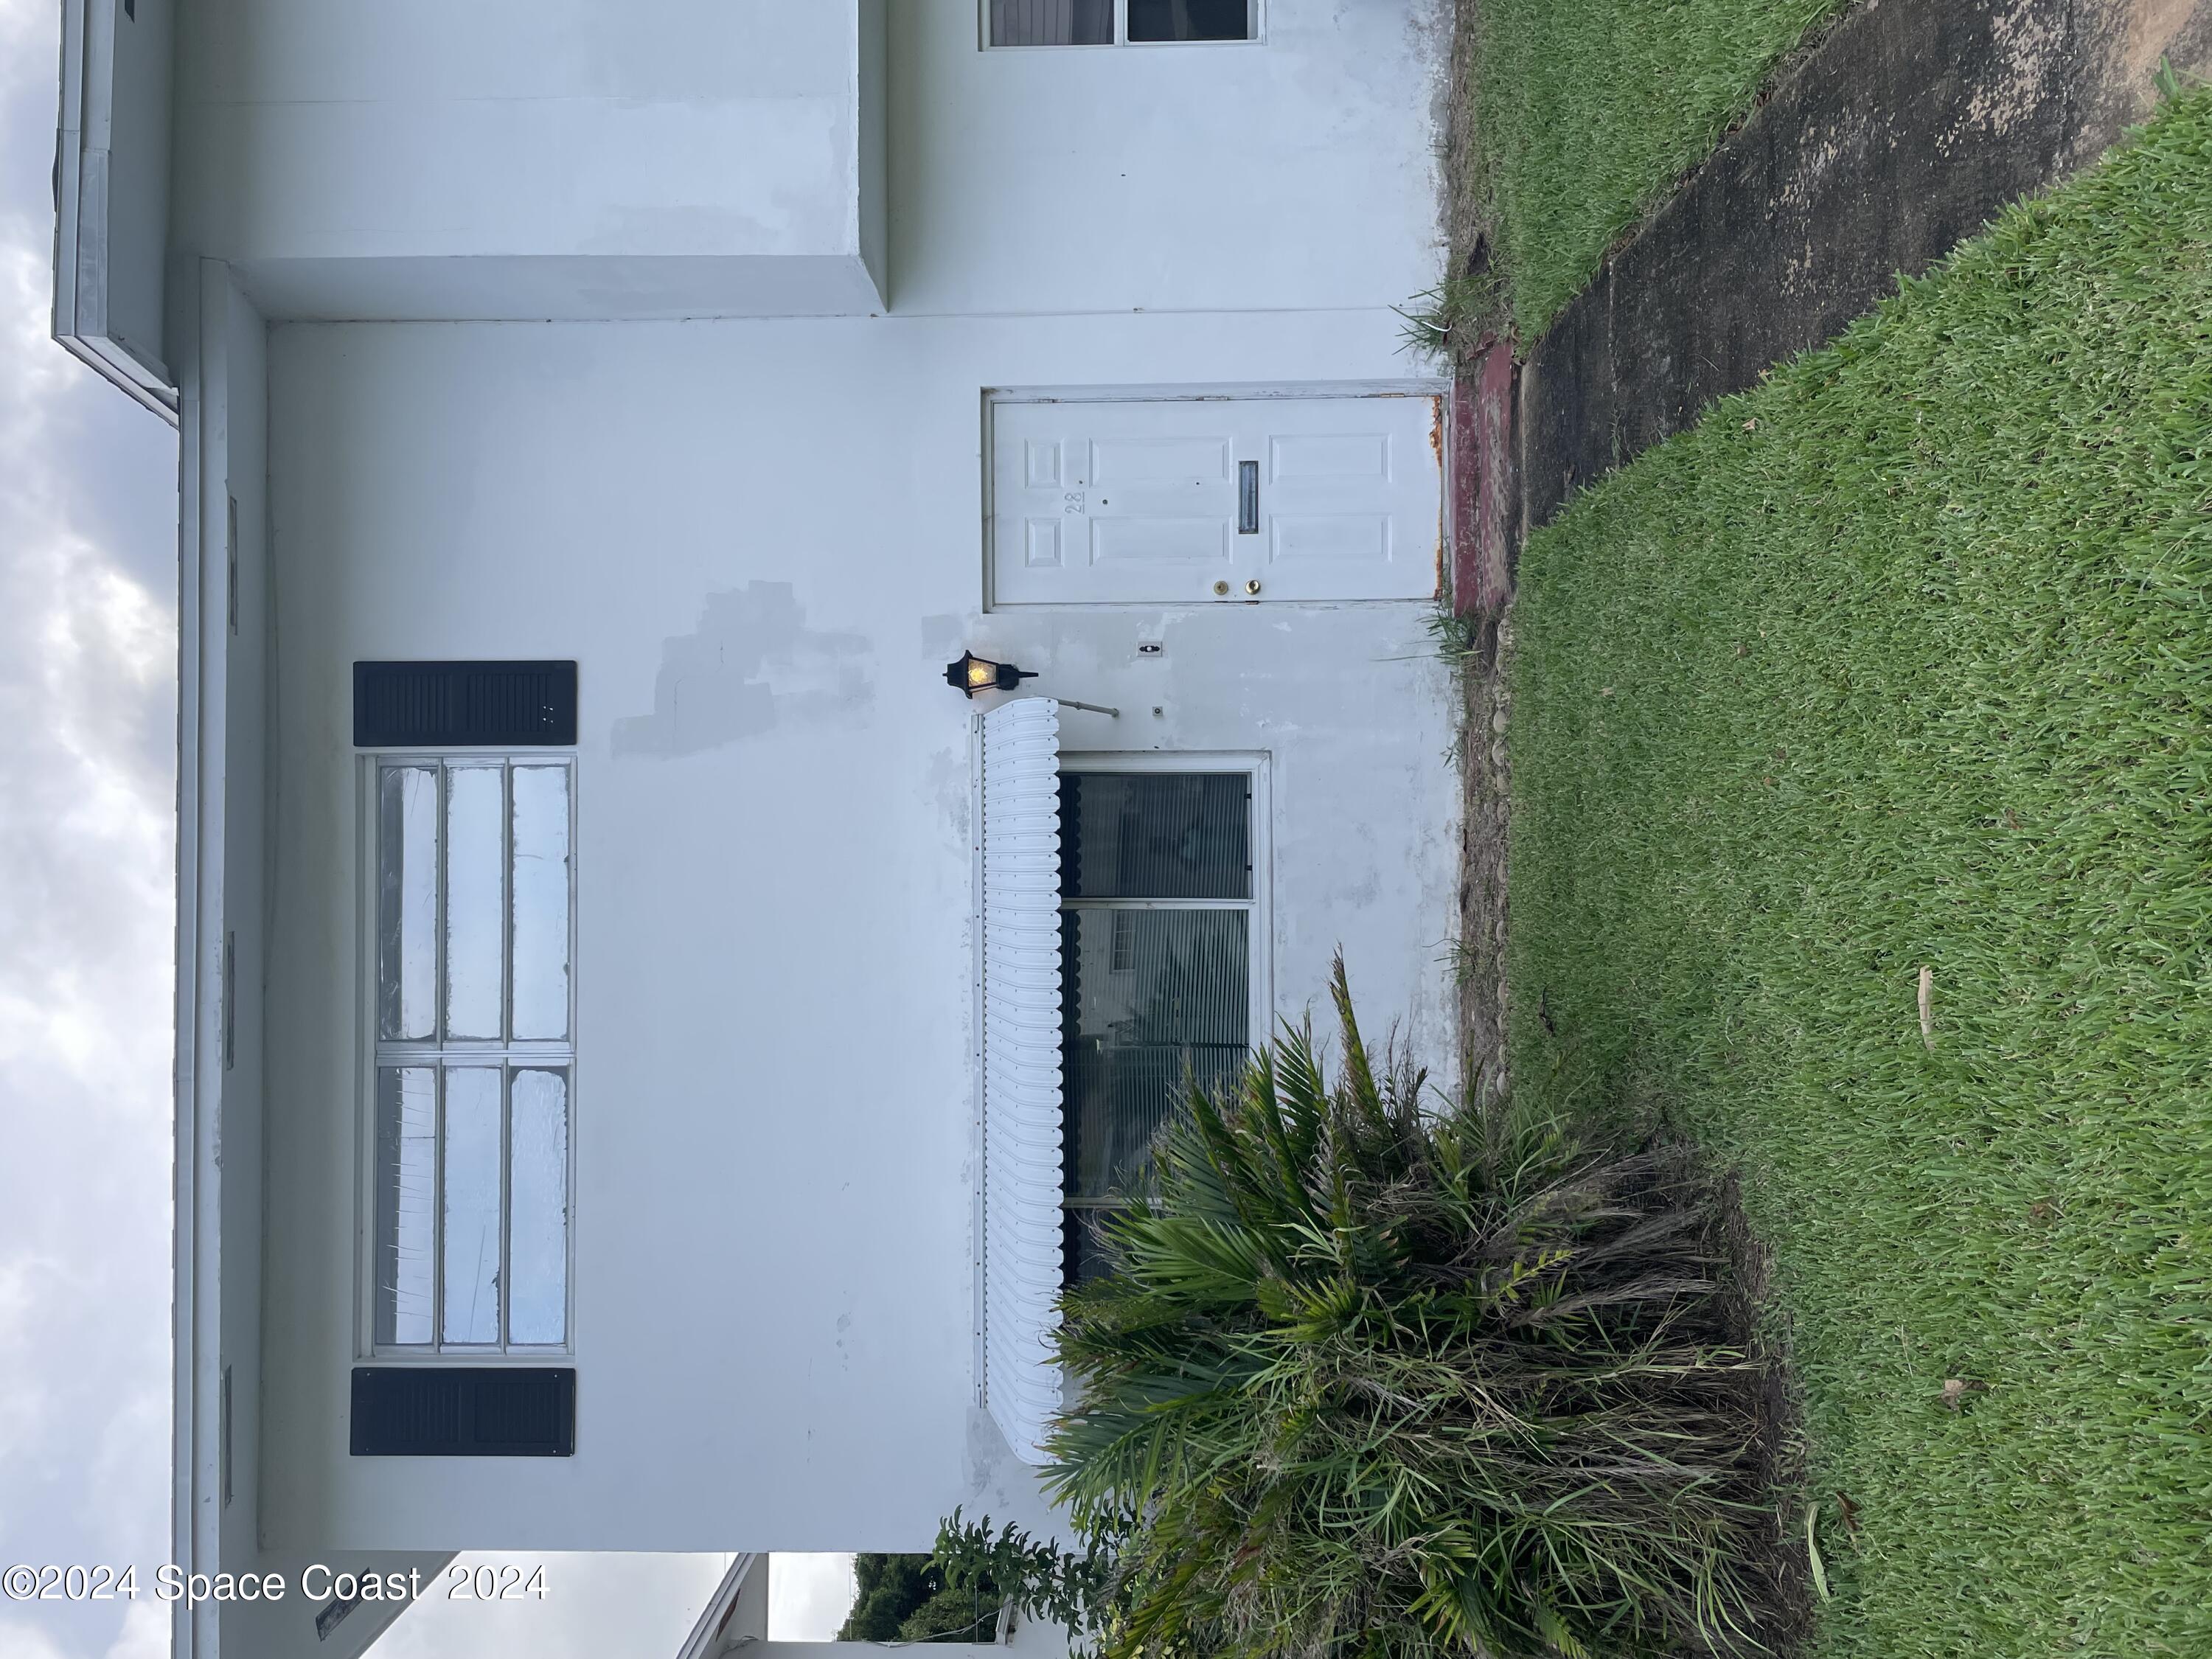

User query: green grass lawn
[1505,86,2212,1658]
[1473,0,1843,336]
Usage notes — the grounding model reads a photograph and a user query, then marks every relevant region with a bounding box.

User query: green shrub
[838,1551,1004,1644]
[1026,961,1781,1659]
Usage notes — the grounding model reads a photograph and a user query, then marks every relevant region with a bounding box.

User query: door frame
[980,380,1449,612]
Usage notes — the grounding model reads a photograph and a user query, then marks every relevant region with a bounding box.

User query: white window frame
[980,0,1265,49]
[355,751,579,1362]
[1052,750,1273,1255]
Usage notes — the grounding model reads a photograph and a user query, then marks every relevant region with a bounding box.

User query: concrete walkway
[1447,0,2210,1096]
[1453,0,2212,616]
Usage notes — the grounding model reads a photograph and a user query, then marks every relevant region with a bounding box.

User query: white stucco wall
[163,0,1445,322]
[169,0,886,319]
[890,0,1447,316]
[256,307,1460,1553]
[151,0,1462,1572]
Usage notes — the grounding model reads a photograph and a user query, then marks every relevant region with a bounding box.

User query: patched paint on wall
[612,582,871,756]
[163,0,1462,1576]
[257,309,1458,1556]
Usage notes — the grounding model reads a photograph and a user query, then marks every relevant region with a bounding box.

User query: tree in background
[838,1552,1004,1644]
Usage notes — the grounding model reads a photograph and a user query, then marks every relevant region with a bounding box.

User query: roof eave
[53,0,178,424]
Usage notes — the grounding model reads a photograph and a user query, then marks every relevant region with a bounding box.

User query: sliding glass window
[987,0,1256,47]
[1057,769,1253,1284]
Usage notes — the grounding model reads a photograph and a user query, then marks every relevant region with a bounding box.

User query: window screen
[991,0,1112,44]
[989,0,1251,45]
[1060,772,1251,899]
[1058,771,1253,1284]
[1127,0,1251,41]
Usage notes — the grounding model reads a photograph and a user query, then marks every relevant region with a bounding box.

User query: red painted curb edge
[1451,339,1518,619]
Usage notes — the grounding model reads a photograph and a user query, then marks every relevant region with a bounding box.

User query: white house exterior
[54,4,1458,1654]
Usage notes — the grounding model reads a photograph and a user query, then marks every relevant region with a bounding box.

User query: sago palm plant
[1040,959,1777,1659]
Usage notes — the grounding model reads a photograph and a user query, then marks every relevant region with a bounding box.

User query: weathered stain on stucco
[924,748,971,832]
[917,613,967,658]
[612,581,870,756]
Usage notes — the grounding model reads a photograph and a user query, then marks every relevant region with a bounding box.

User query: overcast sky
[0,7,858,1655]
[0,0,183,1652]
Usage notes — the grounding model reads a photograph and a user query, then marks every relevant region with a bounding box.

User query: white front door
[990,392,1443,605]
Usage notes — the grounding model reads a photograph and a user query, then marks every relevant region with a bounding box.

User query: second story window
[987,0,1255,47]
[369,757,574,1354]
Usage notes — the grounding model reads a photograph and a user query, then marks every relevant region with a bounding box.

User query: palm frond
[1028,959,1778,1659]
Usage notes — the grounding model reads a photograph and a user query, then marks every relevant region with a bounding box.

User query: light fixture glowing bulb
[943,650,1037,698]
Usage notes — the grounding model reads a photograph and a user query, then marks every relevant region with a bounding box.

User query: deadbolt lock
[1212,580,1231,597]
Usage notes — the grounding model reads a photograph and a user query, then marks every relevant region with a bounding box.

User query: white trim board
[173,258,232,1659]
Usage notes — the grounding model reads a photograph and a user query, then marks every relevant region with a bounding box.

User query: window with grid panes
[369,758,574,1354]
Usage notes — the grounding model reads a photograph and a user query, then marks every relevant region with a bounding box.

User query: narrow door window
[369,759,574,1353]
[1057,771,1253,1283]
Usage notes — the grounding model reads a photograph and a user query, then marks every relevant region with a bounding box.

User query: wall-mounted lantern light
[944,650,1119,716]
[944,650,1037,698]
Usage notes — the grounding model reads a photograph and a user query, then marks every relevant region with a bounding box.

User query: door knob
[1245,580,1262,597]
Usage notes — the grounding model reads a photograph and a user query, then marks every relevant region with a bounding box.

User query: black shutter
[350,1368,577,1456]
[353,661,577,748]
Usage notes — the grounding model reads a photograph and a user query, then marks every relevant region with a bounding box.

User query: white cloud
[0,22,864,1659]
[102,1601,168,1659]
[0,1614,74,1659]
[376,1554,737,1659]
[0,0,49,80]
[769,1552,860,1641]
[0,23,923,1659]
[0,8,180,1659]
